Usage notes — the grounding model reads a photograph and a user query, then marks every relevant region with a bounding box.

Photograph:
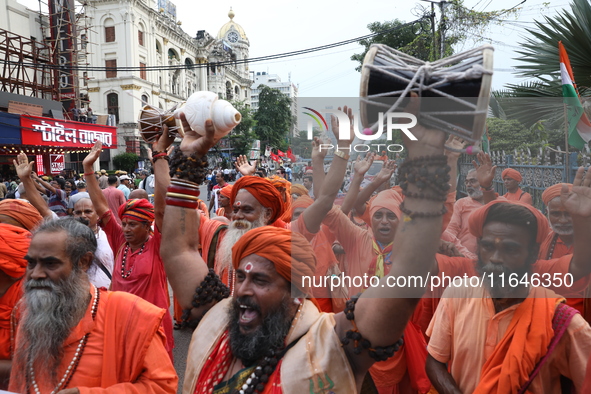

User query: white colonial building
[80,2,251,158]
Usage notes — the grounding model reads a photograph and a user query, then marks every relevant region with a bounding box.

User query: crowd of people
[0,101,591,393]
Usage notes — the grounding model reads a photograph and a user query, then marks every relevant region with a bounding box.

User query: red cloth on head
[542,183,572,206]
[268,176,292,223]
[0,223,30,359]
[0,223,31,278]
[291,195,314,213]
[501,168,523,183]
[468,200,549,244]
[369,189,403,221]
[231,176,286,224]
[219,185,233,198]
[117,198,155,223]
[0,199,43,232]
[231,226,316,297]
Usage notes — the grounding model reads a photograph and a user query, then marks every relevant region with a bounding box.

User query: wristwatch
[334,150,350,161]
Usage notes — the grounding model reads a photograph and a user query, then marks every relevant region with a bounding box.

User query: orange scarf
[474,288,563,394]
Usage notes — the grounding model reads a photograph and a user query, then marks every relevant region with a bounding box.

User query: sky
[17,0,572,97]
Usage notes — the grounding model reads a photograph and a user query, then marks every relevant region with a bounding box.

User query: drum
[360,44,494,152]
[138,103,184,143]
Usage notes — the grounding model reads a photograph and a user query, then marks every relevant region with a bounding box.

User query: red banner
[21,116,117,149]
[36,155,44,175]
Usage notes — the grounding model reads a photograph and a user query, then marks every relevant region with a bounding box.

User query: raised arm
[472,151,498,204]
[311,137,328,196]
[351,159,396,216]
[34,175,55,195]
[160,114,221,319]
[340,154,374,215]
[151,131,175,231]
[13,153,52,219]
[335,94,449,381]
[234,155,257,177]
[301,107,355,233]
[562,167,591,281]
[82,141,111,221]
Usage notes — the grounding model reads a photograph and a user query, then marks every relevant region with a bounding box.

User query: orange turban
[231,176,286,224]
[291,195,314,213]
[502,168,523,183]
[0,199,43,232]
[468,200,549,244]
[291,184,309,197]
[220,184,233,198]
[117,198,155,223]
[369,189,403,221]
[542,183,572,206]
[268,175,292,223]
[0,223,30,278]
[232,226,317,296]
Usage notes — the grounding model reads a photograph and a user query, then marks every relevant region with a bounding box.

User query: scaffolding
[0,29,55,99]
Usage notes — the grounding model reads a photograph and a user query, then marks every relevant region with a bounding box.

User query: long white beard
[551,223,574,236]
[217,216,267,272]
[14,269,90,386]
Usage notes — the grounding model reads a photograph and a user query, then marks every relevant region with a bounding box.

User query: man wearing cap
[215,184,233,221]
[502,167,533,205]
[426,176,591,392]
[83,137,175,359]
[161,105,451,393]
[118,175,132,200]
[98,169,109,189]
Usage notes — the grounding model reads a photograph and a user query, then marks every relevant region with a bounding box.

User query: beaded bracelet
[168,146,208,185]
[340,294,403,361]
[83,172,95,177]
[180,269,230,329]
[399,201,448,219]
[152,153,169,163]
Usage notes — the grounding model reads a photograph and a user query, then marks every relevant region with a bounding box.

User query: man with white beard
[9,218,177,393]
[443,169,489,257]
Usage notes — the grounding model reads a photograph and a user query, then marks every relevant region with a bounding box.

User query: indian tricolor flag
[559,41,591,149]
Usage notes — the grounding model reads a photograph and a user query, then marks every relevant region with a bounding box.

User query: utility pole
[421,0,448,59]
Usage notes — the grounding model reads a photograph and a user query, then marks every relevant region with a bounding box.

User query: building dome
[217,8,247,40]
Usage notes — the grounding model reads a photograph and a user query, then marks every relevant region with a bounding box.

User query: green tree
[113,152,138,173]
[228,100,257,156]
[352,1,520,69]
[254,85,292,151]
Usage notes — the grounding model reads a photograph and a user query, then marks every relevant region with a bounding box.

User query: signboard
[50,154,65,174]
[8,101,44,116]
[21,116,117,149]
[0,112,22,145]
[48,0,78,111]
[36,155,44,175]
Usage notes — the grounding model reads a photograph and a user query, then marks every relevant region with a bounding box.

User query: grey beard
[15,269,90,386]
[467,188,483,199]
[218,216,267,272]
[475,255,532,299]
[551,224,574,236]
[228,295,293,367]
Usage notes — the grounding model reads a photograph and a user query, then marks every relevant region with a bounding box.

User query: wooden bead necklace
[120,241,147,278]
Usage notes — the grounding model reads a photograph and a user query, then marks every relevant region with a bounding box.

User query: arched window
[107,92,119,123]
[104,18,115,43]
[141,94,149,106]
[156,40,162,54]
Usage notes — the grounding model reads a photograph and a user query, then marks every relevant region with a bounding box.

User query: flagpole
[564,103,570,182]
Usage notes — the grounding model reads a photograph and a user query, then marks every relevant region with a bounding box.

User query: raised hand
[375,159,397,185]
[353,152,375,176]
[152,124,176,153]
[402,93,447,158]
[235,155,258,176]
[471,151,496,189]
[83,140,102,169]
[562,167,591,217]
[311,136,329,162]
[13,152,34,180]
[177,112,217,157]
[444,135,467,159]
[331,105,356,148]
